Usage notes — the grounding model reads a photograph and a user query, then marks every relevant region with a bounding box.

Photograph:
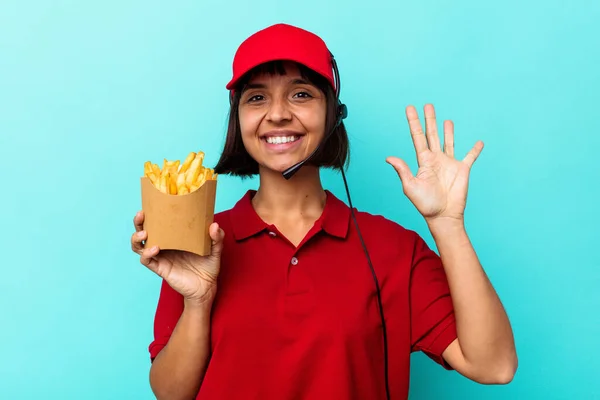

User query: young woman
[130,23,517,400]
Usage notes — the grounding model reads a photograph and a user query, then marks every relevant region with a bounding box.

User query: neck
[252,165,326,220]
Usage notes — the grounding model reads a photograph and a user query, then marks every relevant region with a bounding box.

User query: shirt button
[291,257,299,265]
[268,231,277,237]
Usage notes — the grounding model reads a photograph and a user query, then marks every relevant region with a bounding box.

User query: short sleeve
[409,232,457,369]
[148,279,184,361]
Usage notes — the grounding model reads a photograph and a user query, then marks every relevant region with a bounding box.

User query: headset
[282,53,391,400]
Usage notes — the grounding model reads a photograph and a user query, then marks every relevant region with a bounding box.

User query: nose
[266,96,292,124]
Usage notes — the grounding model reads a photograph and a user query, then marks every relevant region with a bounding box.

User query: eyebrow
[244,83,266,90]
[290,78,311,85]
[244,78,312,90]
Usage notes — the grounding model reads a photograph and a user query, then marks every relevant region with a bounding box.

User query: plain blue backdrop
[1,0,599,399]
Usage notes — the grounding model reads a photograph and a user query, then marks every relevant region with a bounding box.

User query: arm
[387,104,517,384]
[150,299,213,400]
[429,220,517,384]
[131,216,225,400]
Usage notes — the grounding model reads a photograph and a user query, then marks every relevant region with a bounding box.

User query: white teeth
[266,136,298,144]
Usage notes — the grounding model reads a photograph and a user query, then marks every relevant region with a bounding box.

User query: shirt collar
[230,190,350,241]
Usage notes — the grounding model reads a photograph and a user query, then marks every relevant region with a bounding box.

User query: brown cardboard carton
[140,176,217,256]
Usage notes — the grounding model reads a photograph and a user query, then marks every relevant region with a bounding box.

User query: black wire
[340,168,391,400]
[332,52,390,400]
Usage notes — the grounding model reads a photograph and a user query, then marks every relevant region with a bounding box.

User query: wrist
[183,299,214,319]
[184,287,217,312]
[426,216,466,238]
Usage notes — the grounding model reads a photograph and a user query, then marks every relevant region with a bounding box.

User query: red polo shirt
[149,190,457,399]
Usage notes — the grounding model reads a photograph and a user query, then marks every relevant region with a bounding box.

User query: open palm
[386,104,484,223]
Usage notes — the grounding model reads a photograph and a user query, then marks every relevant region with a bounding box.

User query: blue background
[1,0,599,398]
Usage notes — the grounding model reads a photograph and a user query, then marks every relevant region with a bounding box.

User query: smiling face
[237,61,327,174]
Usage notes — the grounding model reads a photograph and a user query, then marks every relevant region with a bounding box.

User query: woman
[131,23,517,400]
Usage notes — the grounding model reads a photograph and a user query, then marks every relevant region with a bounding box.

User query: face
[238,62,327,174]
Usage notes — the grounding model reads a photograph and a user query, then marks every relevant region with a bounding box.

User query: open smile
[260,131,305,152]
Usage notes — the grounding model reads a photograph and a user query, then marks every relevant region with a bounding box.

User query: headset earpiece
[331,53,347,129]
[336,102,348,128]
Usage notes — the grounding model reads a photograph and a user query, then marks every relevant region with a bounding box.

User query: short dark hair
[213,60,350,177]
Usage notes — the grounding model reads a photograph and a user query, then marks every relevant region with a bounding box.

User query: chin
[259,158,302,174]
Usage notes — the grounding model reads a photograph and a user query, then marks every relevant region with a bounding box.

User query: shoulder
[214,208,233,223]
[325,189,424,250]
[344,208,439,288]
[214,207,234,232]
[348,206,438,264]
[351,207,420,245]
[212,190,254,230]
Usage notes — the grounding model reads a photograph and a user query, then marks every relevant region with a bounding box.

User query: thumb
[209,222,225,258]
[386,156,414,187]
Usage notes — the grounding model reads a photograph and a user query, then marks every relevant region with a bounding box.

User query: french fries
[144,151,217,195]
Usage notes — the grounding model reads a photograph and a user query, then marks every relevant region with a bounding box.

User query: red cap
[226,24,336,91]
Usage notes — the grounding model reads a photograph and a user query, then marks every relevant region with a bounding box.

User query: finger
[405,106,429,159]
[131,230,147,254]
[462,140,484,168]
[209,223,226,259]
[443,120,455,158]
[140,245,161,274]
[424,104,441,152]
[386,156,415,189]
[133,211,145,232]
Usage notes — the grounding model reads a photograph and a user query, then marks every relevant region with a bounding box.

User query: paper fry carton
[140,177,217,256]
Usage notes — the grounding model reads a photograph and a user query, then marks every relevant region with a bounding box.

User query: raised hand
[131,211,225,305]
[386,104,484,224]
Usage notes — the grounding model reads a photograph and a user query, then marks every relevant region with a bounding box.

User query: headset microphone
[282,53,348,180]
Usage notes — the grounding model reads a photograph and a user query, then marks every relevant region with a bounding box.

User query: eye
[293,91,313,99]
[247,94,264,103]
